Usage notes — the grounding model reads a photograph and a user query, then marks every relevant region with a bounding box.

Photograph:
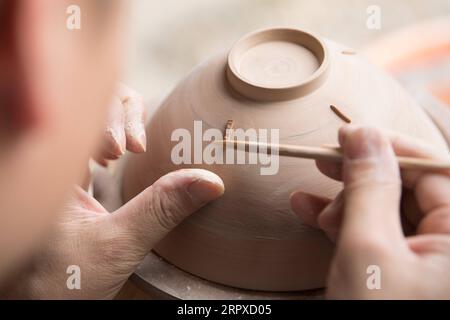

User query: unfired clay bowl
[121,28,448,292]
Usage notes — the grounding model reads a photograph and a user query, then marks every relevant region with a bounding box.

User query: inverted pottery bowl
[121,28,448,291]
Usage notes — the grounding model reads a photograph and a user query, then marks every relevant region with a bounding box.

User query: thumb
[338,126,404,246]
[111,169,224,254]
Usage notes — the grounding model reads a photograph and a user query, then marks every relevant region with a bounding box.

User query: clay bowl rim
[226,27,330,102]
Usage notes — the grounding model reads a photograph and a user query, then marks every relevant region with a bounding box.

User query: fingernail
[107,127,126,156]
[138,132,147,152]
[344,127,383,160]
[126,125,146,153]
[187,171,225,204]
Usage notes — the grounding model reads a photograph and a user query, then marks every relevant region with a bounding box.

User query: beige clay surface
[121,28,448,292]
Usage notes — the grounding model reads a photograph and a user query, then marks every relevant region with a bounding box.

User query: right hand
[290,126,450,299]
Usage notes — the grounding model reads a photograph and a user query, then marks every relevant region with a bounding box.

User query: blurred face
[0,0,125,281]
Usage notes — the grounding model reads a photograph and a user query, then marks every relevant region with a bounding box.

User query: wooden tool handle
[218,140,450,171]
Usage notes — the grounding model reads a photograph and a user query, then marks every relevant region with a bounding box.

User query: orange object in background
[364,17,450,108]
[431,83,450,107]
[364,17,450,145]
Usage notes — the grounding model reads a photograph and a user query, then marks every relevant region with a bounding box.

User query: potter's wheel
[130,251,323,300]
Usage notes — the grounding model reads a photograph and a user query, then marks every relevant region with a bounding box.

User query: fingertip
[342,126,392,161]
[290,191,330,227]
[316,159,343,181]
[94,157,109,167]
[126,132,147,153]
[124,97,148,153]
[338,124,356,147]
[139,133,147,152]
[158,169,225,204]
[187,175,225,204]
[289,191,303,214]
[105,126,126,156]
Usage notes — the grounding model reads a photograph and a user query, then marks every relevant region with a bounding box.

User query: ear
[0,0,46,134]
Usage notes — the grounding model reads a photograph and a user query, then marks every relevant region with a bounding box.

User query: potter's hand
[5,169,224,299]
[291,126,450,299]
[95,83,147,165]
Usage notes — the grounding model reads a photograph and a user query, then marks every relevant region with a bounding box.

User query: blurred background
[124,0,450,101]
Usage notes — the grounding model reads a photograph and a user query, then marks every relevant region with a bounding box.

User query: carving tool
[217,140,450,171]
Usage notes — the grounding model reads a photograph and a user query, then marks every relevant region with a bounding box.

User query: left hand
[4,169,224,299]
[94,83,147,166]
